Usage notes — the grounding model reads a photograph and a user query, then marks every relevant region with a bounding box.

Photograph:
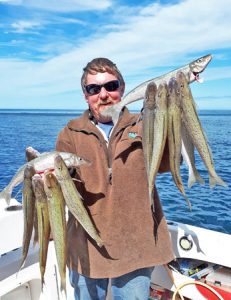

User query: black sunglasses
[84,80,120,95]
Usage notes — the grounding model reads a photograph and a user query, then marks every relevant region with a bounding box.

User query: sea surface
[0,109,230,234]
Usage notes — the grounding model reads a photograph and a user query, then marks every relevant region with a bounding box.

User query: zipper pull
[108,168,112,184]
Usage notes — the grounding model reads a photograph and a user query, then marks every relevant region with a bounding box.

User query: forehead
[85,72,118,84]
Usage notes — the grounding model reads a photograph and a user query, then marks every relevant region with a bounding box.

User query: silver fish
[25,146,40,247]
[102,54,212,123]
[43,171,67,294]
[54,155,104,248]
[148,84,168,203]
[0,151,90,205]
[142,82,157,176]
[32,174,51,288]
[177,71,227,188]
[19,164,36,270]
[142,82,157,209]
[167,78,191,209]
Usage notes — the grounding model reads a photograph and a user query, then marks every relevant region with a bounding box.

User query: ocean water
[0,109,230,234]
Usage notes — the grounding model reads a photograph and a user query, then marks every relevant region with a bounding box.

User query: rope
[172,280,224,300]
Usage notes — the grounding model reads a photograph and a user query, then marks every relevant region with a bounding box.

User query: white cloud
[11,20,42,33]
[2,0,112,11]
[1,0,231,109]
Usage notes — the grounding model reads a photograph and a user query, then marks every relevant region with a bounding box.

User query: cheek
[110,92,122,102]
[86,96,98,105]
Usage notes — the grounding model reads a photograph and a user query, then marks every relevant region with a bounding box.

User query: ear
[120,84,125,97]
[84,93,89,103]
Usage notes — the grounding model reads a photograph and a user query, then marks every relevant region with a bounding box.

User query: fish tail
[175,180,192,211]
[209,174,228,189]
[60,278,66,296]
[188,169,205,188]
[183,194,192,211]
[96,237,105,248]
[0,188,12,205]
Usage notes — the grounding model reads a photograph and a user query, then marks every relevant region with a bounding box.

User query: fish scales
[177,71,227,188]
[102,54,212,124]
[54,155,104,248]
[20,164,36,270]
[44,172,67,294]
[148,84,168,204]
[32,174,51,288]
[167,78,191,209]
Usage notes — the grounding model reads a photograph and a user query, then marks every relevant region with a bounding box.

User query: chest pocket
[114,125,145,170]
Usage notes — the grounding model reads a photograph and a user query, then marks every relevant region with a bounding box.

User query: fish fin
[0,188,12,205]
[209,174,228,189]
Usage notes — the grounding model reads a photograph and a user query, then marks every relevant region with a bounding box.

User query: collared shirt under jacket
[56,108,174,278]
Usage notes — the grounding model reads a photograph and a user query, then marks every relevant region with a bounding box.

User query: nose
[99,87,108,100]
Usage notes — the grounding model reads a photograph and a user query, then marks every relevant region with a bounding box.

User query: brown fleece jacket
[56,108,174,278]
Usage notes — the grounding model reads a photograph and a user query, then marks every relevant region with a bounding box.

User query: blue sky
[0,0,231,110]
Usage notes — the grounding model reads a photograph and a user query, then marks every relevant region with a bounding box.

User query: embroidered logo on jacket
[128,132,137,139]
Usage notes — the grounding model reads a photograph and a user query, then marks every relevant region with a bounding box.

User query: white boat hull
[1,200,231,300]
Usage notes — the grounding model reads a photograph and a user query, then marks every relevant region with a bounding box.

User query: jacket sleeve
[158,140,170,173]
[55,126,75,153]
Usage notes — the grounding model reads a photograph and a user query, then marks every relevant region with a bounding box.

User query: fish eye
[197,58,202,63]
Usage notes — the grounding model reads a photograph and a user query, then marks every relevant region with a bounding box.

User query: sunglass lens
[86,84,101,95]
[104,80,120,92]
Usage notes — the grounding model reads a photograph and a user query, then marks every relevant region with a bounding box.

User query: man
[56,58,174,300]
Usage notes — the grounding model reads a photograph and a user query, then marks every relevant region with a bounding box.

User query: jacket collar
[67,108,139,136]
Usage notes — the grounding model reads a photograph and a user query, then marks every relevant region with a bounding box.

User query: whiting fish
[142,82,157,176]
[32,174,51,289]
[148,84,168,206]
[177,71,227,188]
[19,164,36,270]
[54,155,104,248]
[0,151,90,205]
[167,78,191,210]
[25,147,40,247]
[102,54,212,124]
[181,123,205,188]
[142,82,157,209]
[44,172,67,294]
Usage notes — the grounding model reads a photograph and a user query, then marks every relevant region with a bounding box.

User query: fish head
[144,82,157,109]
[73,155,91,167]
[189,54,212,82]
[176,71,192,100]
[24,163,36,179]
[25,146,40,162]
[167,77,179,105]
[60,152,91,168]
[157,83,168,98]
[32,174,47,199]
[44,171,58,189]
[168,77,178,94]
[54,155,68,176]
[156,83,168,109]
[67,153,91,167]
